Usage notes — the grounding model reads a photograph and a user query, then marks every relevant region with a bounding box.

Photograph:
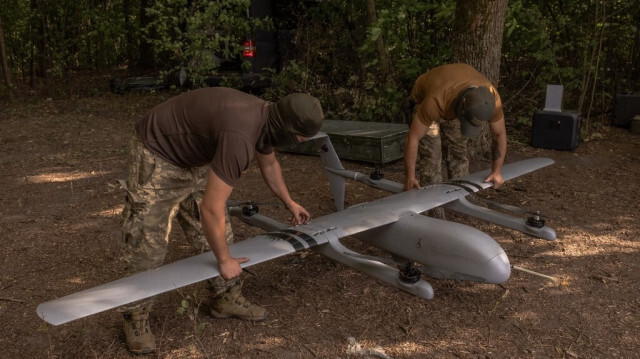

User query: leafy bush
[143,0,271,88]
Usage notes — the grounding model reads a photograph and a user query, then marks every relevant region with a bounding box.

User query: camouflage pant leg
[440,119,469,180]
[121,134,200,272]
[418,121,443,186]
[173,167,239,295]
[120,134,202,310]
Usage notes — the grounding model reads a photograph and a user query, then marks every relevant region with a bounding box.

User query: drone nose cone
[485,251,511,284]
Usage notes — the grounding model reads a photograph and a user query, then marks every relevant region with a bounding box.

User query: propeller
[226,200,282,216]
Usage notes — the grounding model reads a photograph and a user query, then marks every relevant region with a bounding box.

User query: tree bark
[452,0,508,160]
[137,0,155,69]
[124,0,137,68]
[365,0,390,77]
[0,18,13,91]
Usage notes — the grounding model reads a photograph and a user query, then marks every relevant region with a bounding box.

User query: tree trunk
[452,0,508,161]
[124,0,137,67]
[137,0,155,69]
[365,0,405,122]
[0,18,13,92]
[365,0,390,77]
[30,0,48,82]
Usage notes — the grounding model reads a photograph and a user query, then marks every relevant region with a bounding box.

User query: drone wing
[36,199,408,326]
[36,228,325,326]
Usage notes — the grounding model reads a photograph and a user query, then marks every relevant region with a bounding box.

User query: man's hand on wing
[218,257,249,280]
[287,201,310,225]
[484,172,504,189]
[404,177,421,191]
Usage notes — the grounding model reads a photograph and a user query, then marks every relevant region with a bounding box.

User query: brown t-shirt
[136,87,269,186]
[411,63,503,126]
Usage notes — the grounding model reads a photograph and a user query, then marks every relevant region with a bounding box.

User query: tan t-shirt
[411,63,503,127]
[136,87,269,185]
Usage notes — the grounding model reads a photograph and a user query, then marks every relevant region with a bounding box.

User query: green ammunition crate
[283,120,408,164]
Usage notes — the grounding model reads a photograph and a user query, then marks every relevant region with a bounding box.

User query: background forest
[2,2,640,358]
[1,0,639,136]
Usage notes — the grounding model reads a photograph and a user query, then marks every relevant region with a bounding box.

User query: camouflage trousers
[418,119,469,185]
[119,134,238,311]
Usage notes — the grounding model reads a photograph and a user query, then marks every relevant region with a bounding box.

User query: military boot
[210,282,267,321]
[123,305,156,354]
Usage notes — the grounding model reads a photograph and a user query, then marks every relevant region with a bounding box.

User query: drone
[37,133,556,326]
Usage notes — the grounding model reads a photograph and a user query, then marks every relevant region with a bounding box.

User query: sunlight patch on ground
[389,338,499,357]
[93,205,124,219]
[380,340,431,356]
[164,346,206,359]
[26,170,107,184]
[246,336,285,352]
[538,223,640,259]
[557,234,640,257]
[67,277,85,285]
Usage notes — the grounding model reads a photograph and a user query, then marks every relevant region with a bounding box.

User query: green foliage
[373,0,455,84]
[176,291,209,336]
[261,60,322,101]
[143,0,271,87]
[0,0,128,88]
[267,0,457,123]
[0,0,638,134]
[502,0,640,134]
[0,0,29,71]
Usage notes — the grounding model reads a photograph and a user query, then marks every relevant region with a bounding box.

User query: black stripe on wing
[264,231,306,251]
[281,229,319,247]
[445,180,484,193]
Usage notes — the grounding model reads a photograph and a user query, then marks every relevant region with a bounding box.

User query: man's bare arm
[404,114,429,190]
[200,169,247,280]
[486,116,507,189]
[255,151,310,224]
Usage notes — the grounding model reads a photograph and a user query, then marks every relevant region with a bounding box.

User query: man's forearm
[404,138,418,180]
[201,208,231,262]
[491,137,506,174]
[489,118,508,175]
[257,153,295,206]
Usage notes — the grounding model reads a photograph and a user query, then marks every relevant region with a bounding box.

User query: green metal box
[283,120,408,164]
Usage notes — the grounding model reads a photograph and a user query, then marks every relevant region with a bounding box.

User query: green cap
[276,93,324,137]
[456,86,495,139]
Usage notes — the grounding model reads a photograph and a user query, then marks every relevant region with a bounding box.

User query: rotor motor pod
[399,262,421,284]
[242,204,259,217]
[526,211,545,228]
[369,168,384,181]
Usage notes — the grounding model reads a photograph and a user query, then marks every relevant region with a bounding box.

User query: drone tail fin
[312,133,346,211]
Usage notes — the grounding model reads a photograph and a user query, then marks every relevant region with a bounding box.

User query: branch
[0,297,25,303]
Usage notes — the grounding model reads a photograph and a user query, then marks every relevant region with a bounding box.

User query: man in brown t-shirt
[404,63,507,200]
[120,87,324,354]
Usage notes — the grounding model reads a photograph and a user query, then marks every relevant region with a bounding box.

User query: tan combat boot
[123,305,156,354]
[210,282,267,321]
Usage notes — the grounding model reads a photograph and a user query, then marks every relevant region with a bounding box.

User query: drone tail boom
[311,134,403,211]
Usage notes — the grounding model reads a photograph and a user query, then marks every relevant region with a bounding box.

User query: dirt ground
[1,87,639,359]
